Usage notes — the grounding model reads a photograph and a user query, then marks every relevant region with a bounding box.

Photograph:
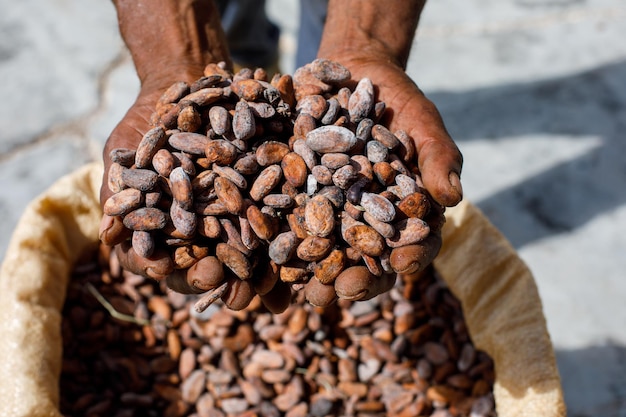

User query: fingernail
[448,171,463,199]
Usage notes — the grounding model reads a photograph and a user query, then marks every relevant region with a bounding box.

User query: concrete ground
[1,0,625,415]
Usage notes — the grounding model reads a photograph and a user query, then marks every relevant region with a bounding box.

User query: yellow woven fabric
[0,163,566,416]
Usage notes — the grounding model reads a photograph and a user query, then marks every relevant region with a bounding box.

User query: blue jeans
[216,0,328,69]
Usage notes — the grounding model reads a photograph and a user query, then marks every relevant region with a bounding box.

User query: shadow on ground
[429,59,626,248]
[556,342,626,417]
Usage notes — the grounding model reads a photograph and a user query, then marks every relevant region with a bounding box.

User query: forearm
[113,0,231,90]
[318,0,426,69]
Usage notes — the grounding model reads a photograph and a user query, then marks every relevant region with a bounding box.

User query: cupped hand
[99,80,224,294]
[327,55,463,281]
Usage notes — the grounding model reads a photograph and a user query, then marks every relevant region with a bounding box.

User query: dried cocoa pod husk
[215,243,252,280]
[256,141,290,167]
[304,277,338,307]
[121,167,159,192]
[103,188,143,216]
[168,132,210,156]
[123,207,168,231]
[304,195,335,237]
[214,177,244,215]
[343,224,385,257]
[169,167,193,211]
[348,77,374,123]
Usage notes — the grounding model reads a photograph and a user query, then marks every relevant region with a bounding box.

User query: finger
[115,240,174,280]
[304,277,338,307]
[221,277,256,311]
[260,279,293,314]
[99,215,132,246]
[388,233,443,275]
[411,100,463,207]
[334,266,397,301]
[186,256,226,292]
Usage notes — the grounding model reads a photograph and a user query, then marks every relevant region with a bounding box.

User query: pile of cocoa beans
[60,245,496,417]
[101,59,444,312]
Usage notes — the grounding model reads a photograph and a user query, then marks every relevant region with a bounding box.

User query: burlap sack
[0,163,566,417]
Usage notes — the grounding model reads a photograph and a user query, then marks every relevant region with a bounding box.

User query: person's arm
[318,0,463,208]
[100,0,232,281]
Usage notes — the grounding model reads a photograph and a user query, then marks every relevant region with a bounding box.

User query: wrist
[318,0,425,70]
[114,0,231,91]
